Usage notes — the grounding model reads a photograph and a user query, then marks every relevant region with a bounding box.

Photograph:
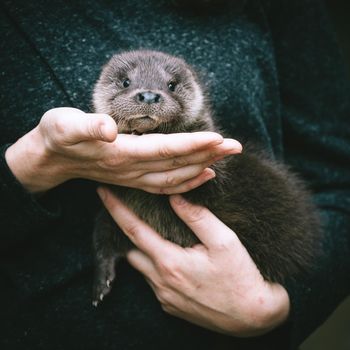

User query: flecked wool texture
[0,0,350,349]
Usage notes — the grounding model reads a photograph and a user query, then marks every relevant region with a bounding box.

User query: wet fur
[92,50,320,305]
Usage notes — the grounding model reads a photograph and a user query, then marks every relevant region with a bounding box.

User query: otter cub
[91,50,320,306]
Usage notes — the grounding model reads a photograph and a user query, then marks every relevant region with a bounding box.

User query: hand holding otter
[5,107,241,194]
[98,187,290,337]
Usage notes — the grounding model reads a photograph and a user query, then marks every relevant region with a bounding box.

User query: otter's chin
[116,114,185,135]
[120,115,161,135]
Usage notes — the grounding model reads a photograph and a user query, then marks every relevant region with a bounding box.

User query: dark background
[300,1,350,349]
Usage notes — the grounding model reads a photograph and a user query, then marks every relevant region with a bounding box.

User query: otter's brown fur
[92,50,320,305]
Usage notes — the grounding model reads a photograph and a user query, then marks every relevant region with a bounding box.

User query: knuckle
[41,118,67,150]
[157,259,183,285]
[47,117,71,148]
[164,173,180,186]
[38,123,57,152]
[158,187,166,194]
[97,156,120,169]
[186,205,207,224]
[52,118,67,137]
[123,222,141,240]
[214,242,229,252]
[171,157,188,167]
[160,187,175,195]
[41,108,59,124]
[158,145,172,159]
[157,259,173,275]
[96,159,108,170]
[214,237,235,252]
[156,289,171,305]
[157,258,177,275]
[209,151,218,159]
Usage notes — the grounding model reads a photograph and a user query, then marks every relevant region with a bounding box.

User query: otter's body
[92,50,320,305]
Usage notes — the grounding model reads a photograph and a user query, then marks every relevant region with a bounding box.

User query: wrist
[5,127,72,193]
[243,282,290,336]
[221,281,290,338]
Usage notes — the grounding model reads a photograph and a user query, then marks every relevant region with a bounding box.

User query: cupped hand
[5,107,242,194]
[98,187,290,337]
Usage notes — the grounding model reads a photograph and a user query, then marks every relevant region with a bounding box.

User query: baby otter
[92,50,320,306]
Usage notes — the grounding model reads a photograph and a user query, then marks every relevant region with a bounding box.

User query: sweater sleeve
[0,143,61,250]
[0,4,74,250]
[266,0,350,347]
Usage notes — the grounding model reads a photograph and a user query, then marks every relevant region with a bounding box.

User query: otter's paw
[92,257,118,307]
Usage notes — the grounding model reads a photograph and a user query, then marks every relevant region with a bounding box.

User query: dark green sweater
[0,0,349,349]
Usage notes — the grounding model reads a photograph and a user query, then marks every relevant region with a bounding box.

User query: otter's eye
[168,81,177,92]
[122,78,130,88]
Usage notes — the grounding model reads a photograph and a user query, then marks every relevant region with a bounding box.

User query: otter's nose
[137,91,161,104]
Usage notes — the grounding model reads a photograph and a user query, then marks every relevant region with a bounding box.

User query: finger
[72,113,117,143]
[142,168,216,194]
[85,113,118,142]
[116,132,227,160]
[169,195,240,249]
[97,187,181,259]
[133,138,242,172]
[138,162,215,189]
[126,256,170,310]
[43,107,118,145]
[126,249,156,277]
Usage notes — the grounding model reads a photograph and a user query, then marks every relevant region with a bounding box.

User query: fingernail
[97,187,107,201]
[171,194,186,205]
[222,139,243,154]
[206,171,216,180]
[231,139,243,153]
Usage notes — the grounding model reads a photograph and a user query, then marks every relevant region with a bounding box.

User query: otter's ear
[185,64,205,88]
[102,54,136,80]
[113,55,136,71]
[188,66,200,81]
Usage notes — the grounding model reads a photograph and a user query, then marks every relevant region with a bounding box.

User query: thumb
[42,107,118,145]
[84,112,118,142]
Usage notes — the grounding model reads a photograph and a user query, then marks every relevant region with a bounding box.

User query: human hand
[98,187,290,337]
[5,107,242,194]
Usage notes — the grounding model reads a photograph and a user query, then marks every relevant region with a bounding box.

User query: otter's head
[93,50,213,134]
